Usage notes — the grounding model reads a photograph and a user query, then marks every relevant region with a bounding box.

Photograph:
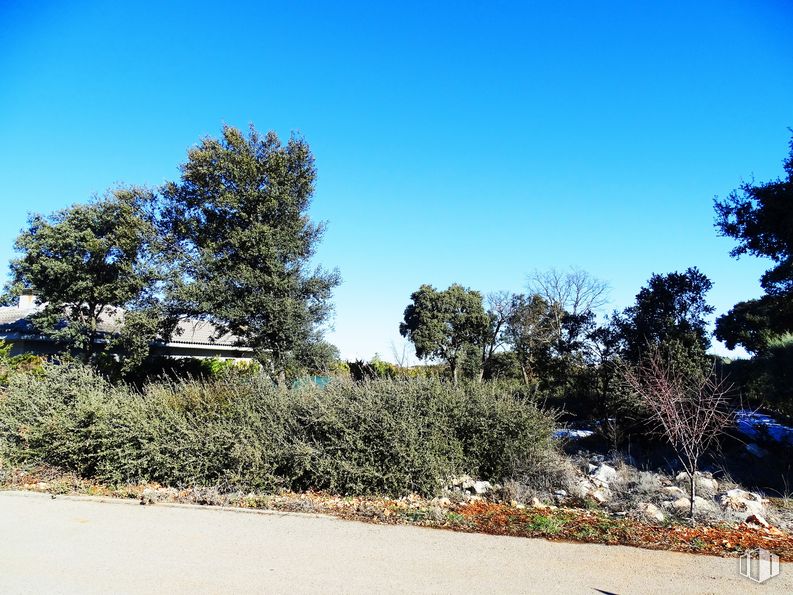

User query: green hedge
[0,364,556,496]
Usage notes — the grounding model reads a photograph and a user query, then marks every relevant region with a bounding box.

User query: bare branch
[621,346,734,522]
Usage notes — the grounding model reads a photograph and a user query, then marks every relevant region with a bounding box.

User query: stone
[668,496,715,514]
[715,489,767,516]
[674,472,718,493]
[590,464,618,484]
[746,514,770,528]
[460,477,476,491]
[661,486,686,499]
[141,487,178,505]
[531,497,547,509]
[471,480,493,495]
[637,502,665,523]
[553,489,568,498]
[448,475,473,489]
[591,488,609,504]
[572,480,593,499]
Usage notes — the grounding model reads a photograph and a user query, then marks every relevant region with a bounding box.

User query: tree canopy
[400,284,489,383]
[714,137,793,352]
[161,125,340,380]
[10,188,160,367]
[612,267,714,363]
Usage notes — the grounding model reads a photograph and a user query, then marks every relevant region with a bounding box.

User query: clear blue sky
[1,1,791,361]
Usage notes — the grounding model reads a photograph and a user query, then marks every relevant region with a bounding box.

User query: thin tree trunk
[689,471,697,524]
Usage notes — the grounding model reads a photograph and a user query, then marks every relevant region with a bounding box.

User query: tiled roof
[0,305,243,348]
[169,318,241,347]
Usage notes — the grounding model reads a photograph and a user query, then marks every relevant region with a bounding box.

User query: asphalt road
[0,491,788,594]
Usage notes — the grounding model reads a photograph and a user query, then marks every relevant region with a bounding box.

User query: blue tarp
[736,409,793,445]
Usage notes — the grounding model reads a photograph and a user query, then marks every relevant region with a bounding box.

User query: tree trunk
[689,471,697,524]
[451,364,458,385]
[521,363,532,386]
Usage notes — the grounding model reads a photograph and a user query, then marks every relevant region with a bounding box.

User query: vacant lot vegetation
[0,364,556,497]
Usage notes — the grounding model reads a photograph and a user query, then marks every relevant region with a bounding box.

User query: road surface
[0,491,787,594]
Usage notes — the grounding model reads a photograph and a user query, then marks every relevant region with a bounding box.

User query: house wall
[1,336,253,362]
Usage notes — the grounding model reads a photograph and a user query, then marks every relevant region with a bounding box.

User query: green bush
[0,364,556,496]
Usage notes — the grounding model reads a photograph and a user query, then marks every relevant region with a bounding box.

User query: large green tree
[714,137,793,352]
[161,125,339,381]
[399,284,489,383]
[10,188,161,367]
[612,267,714,364]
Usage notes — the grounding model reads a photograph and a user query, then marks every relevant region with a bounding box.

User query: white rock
[141,487,178,504]
[674,472,718,493]
[531,497,548,509]
[591,488,610,504]
[637,502,665,523]
[460,477,476,491]
[669,496,715,513]
[553,489,568,498]
[590,464,618,484]
[746,513,770,528]
[715,489,767,516]
[661,486,687,499]
[572,480,593,499]
[472,480,492,495]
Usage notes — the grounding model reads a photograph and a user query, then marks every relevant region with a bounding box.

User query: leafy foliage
[160,124,340,381]
[714,137,793,296]
[611,267,714,365]
[0,340,43,386]
[715,295,793,353]
[714,137,793,352]
[10,188,161,368]
[400,284,489,383]
[0,364,556,496]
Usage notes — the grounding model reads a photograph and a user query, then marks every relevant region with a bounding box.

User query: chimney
[18,289,37,309]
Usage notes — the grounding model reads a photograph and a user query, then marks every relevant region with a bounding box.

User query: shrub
[0,364,556,497]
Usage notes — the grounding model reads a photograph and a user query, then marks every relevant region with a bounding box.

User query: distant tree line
[400,136,793,420]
